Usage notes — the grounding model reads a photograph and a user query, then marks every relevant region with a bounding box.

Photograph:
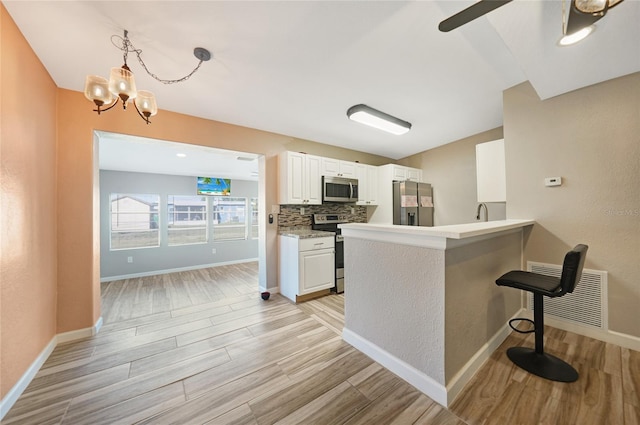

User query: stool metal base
[507,347,578,382]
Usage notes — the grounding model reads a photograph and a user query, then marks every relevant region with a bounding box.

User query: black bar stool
[496,244,588,382]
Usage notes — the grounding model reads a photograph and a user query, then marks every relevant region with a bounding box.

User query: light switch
[544,177,562,187]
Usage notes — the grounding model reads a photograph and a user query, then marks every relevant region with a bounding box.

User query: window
[110,193,160,250]
[168,195,208,245]
[250,197,259,239]
[212,196,246,241]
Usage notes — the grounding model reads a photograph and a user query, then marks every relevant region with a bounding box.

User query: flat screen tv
[197,177,231,195]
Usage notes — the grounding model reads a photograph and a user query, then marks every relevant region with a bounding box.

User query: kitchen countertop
[339,219,534,250]
[279,229,336,239]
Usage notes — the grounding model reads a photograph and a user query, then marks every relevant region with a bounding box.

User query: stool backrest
[559,244,589,295]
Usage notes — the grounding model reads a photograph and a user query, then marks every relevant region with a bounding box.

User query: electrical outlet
[212,248,217,254]
[300,207,305,215]
[127,256,133,263]
[350,207,355,214]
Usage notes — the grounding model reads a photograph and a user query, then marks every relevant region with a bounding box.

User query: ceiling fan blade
[438,0,513,32]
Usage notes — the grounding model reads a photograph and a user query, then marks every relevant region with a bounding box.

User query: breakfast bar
[339,219,534,407]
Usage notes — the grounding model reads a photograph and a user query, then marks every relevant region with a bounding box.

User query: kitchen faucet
[476,203,488,222]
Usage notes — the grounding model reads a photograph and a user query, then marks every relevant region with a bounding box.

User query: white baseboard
[100,258,259,282]
[517,309,640,352]
[342,328,448,407]
[0,336,56,420]
[0,316,103,420]
[446,308,525,405]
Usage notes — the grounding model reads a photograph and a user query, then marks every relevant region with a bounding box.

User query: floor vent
[527,261,608,330]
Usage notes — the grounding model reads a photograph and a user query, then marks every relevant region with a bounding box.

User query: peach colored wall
[1,4,58,398]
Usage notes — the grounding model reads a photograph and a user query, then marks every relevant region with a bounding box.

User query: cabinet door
[476,139,506,202]
[356,164,368,205]
[306,155,322,205]
[321,158,340,177]
[392,166,406,181]
[338,161,356,177]
[406,167,421,182]
[366,165,378,205]
[286,152,305,204]
[299,248,335,294]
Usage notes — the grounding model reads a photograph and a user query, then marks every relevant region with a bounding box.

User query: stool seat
[496,244,588,383]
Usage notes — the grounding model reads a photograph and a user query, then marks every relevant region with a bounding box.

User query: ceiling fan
[438,0,626,35]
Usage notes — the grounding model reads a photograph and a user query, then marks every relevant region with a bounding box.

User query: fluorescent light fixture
[559,25,594,46]
[347,104,411,135]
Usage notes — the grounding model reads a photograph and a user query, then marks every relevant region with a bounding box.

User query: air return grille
[527,261,608,330]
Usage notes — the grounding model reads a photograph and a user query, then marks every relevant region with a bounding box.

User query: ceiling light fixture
[560,0,624,44]
[84,30,211,124]
[346,104,411,135]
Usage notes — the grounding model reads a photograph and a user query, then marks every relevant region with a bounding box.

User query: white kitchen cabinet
[476,139,506,202]
[390,164,422,182]
[356,163,378,205]
[279,235,335,302]
[278,151,322,205]
[321,158,356,178]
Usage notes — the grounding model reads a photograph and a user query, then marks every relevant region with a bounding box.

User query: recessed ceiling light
[346,104,411,135]
[176,153,187,158]
[559,26,595,46]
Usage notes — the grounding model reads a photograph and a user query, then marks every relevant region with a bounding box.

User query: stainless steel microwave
[322,176,359,203]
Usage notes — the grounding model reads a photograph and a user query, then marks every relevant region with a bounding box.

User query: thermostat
[544,177,562,187]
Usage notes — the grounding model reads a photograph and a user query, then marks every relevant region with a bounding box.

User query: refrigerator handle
[408,212,415,226]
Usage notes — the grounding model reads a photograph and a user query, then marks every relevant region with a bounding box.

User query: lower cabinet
[279,236,335,302]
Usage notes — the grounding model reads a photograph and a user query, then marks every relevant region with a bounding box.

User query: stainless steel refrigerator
[393,181,434,226]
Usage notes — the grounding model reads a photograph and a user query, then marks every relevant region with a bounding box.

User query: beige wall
[1,3,393,399]
[504,76,640,338]
[399,74,639,340]
[399,128,506,225]
[1,5,58,398]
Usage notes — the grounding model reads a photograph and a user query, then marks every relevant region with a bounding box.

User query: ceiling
[5,0,640,166]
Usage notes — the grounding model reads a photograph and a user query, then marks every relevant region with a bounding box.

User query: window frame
[109,193,161,251]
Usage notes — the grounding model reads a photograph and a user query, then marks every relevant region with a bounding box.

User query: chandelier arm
[94,98,120,115]
[133,100,151,125]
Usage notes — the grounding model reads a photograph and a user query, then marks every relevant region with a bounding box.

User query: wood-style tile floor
[4,262,639,424]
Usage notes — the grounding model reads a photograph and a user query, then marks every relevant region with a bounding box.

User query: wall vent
[527,261,608,330]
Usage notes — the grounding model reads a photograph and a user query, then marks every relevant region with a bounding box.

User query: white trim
[446,308,526,405]
[0,316,104,420]
[0,337,56,420]
[518,309,640,352]
[56,324,95,344]
[100,258,259,282]
[342,327,448,407]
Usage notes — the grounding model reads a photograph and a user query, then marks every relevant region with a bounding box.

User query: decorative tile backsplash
[278,204,367,229]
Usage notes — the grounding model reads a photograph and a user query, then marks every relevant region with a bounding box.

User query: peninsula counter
[339,219,534,407]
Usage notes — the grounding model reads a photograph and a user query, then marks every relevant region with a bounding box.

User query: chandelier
[84,30,211,124]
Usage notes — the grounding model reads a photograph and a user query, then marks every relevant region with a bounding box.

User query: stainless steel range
[311,214,349,293]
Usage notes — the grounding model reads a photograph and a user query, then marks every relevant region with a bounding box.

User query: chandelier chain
[111,33,204,85]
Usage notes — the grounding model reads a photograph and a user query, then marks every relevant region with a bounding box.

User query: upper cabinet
[356,163,378,206]
[389,164,422,182]
[476,139,506,202]
[278,151,322,205]
[321,158,356,178]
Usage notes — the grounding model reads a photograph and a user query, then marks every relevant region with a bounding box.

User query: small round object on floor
[261,291,271,301]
